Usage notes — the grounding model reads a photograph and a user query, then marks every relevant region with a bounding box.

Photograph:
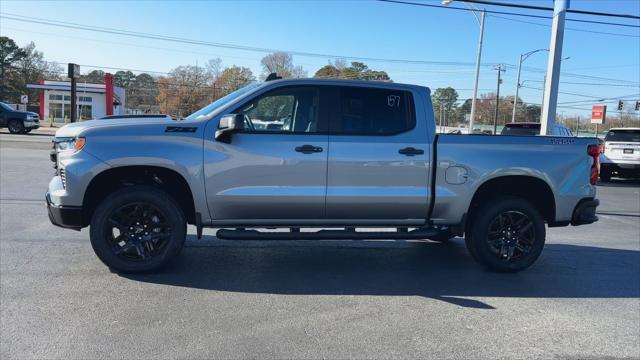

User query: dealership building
[27,73,125,122]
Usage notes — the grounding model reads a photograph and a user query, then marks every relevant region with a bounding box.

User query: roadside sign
[20,95,28,104]
[591,105,606,125]
[68,63,80,79]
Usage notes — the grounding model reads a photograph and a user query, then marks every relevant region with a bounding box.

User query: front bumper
[24,120,40,129]
[571,198,599,226]
[46,192,83,230]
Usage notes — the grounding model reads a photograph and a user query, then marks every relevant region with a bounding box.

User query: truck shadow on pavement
[123,237,640,309]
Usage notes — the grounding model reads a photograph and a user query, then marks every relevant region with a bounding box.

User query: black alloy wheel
[465,196,545,272]
[90,186,186,273]
[106,202,172,261]
[486,211,535,261]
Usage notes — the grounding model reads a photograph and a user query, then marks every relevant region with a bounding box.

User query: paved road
[1,137,639,359]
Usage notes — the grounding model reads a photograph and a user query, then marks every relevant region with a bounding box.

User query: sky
[1,0,639,118]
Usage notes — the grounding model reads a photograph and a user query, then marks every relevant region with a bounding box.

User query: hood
[54,117,178,138]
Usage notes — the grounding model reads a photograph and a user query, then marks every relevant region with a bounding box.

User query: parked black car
[0,102,40,134]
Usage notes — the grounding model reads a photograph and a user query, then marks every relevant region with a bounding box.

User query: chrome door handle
[398,147,424,156]
[295,144,323,154]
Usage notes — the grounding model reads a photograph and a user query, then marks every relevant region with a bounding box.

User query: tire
[24,129,32,134]
[464,196,546,273]
[89,186,187,273]
[7,120,24,134]
[600,169,612,182]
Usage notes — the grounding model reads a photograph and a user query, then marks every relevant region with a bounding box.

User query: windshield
[605,129,640,142]
[501,124,540,136]
[185,83,262,121]
[0,102,13,111]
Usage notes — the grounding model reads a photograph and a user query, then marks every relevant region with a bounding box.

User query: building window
[49,103,63,119]
[79,96,92,103]
[64,95,71,101]
[79,105,92,119]
[49,94,63,101]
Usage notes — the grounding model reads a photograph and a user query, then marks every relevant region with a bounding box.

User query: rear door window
[605,130,640,142]
[332,87,415,135]
[501,125,540,136]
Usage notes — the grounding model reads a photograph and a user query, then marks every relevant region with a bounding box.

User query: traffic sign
[591,105,606,125]
[67,63,80,79]
[20,95,28,104]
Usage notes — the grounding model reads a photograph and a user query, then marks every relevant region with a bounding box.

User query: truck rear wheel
[465,196,545,272]
[89,186,186,273]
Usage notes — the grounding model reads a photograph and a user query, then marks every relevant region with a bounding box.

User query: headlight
[55,137,86,153]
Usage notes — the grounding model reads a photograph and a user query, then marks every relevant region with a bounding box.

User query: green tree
[80,70,105,84]
[313,65,341,78]
[113,70,136,89]
[213,65,255,98]
[313,61,391,81]
[432,87,459,126]
[127,73,158,109]
[0,36,26,102]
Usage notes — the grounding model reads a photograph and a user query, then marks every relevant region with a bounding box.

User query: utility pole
[540,0,569,135]
[493,64,505,135]
[68,63,80,123]
[469,10,486,134]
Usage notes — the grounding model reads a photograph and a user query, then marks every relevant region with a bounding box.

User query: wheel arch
[467,175,556,226]
[82,165,196,226]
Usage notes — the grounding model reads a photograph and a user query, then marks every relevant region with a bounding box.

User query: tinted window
[605,129,640,142]
[501,124,540,136]
[237,87,321,133]
[334,87,415,135]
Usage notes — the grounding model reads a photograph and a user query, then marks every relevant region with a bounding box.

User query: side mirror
[215,114,244,143]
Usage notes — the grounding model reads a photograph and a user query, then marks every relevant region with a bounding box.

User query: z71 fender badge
[165,126,197,133]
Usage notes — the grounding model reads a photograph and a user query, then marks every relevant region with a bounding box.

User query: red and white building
[27,73,125,122]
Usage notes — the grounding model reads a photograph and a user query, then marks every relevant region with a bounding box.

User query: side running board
[216,228,438,241]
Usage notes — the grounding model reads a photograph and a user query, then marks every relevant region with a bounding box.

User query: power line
[460,0,640,20]
[377,0,640,28]
[0,12,481,67]
[4,12,637,88]
[521,80,640,88]
[488,13,640,38]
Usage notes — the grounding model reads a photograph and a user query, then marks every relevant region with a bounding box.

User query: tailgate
[604,141,640,162]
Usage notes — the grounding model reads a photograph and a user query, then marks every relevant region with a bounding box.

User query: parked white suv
[600,128,640,181]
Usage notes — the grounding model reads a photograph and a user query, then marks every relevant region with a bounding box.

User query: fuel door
[445,165,468,185]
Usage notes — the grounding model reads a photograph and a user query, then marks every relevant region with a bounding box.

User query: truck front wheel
[465,196,546,272]
[8,120,24,134]
[89,186,187,273]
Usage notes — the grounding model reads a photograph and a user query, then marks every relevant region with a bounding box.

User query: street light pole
[511,49,548,123]
[442,0,484,134]
[493,64,506,135]
[512,53,524,124]
[470,10,485,134]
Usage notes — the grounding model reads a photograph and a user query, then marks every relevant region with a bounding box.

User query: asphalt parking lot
[1,133,639,359]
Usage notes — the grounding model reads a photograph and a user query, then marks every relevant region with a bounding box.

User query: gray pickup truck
[46,78,600,273]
